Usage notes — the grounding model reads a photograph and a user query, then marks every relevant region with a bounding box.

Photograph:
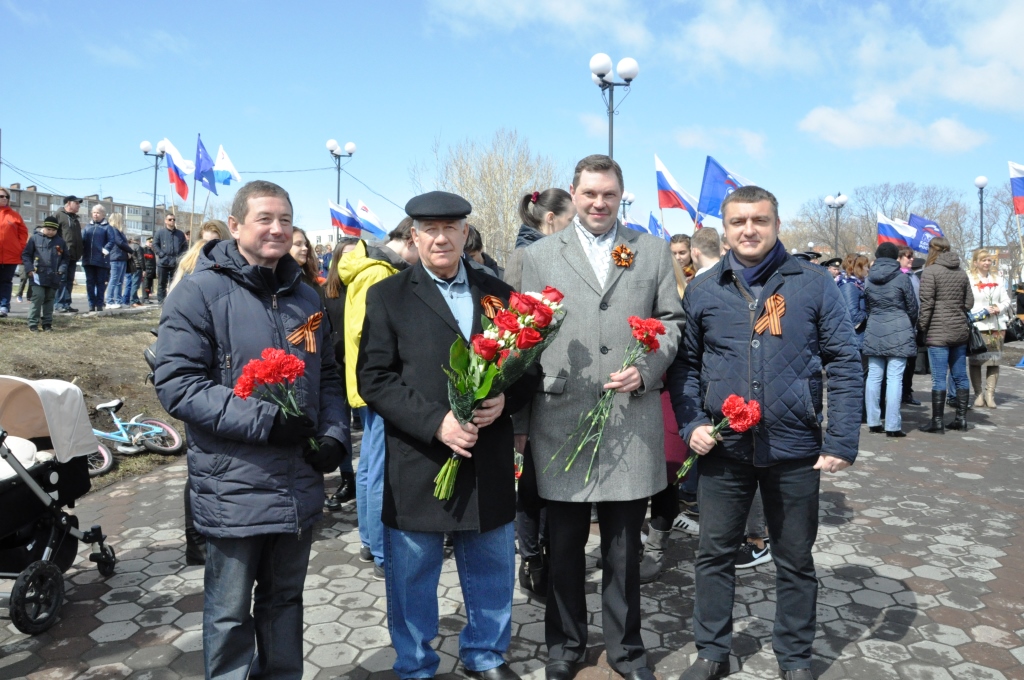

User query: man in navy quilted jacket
[667,186,862,680]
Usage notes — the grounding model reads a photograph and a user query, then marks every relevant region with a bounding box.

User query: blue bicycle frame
[93,413,163,446]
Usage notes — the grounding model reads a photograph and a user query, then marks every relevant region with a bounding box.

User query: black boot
[519,554,547,597]
[948,388,970,431]
[325,472,356,510]
[920,390,946,434]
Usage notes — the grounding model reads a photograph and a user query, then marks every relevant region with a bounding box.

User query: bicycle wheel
[88,443,114,477]
[139,418,185,454]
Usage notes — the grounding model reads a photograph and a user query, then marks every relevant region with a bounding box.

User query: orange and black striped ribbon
[754,294,785,336]
[287,311,323,353]
[481,295,504,319]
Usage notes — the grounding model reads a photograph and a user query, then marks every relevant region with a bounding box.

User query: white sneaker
[107,303,122,309]
[672,514,699,536]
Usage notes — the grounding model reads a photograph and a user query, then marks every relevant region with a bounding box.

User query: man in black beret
[357,190,538,680]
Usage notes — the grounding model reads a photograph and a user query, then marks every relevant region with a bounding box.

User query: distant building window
[38,210,47,220]
[37,196,46,206]
[23,200,31,206]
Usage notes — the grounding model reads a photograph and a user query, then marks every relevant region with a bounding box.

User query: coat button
[751,339,760,348]
[752,380,761,390]
[748,302,757,311]
[601,346,610,354]
[600,302,609,310]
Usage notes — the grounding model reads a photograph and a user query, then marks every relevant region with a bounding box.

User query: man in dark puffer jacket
[667,187,862,680]
[154,181,349,680]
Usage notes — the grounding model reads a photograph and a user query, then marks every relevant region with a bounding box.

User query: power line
[238,166,334,174]
[0,159,151,181]
[341,168,404,210]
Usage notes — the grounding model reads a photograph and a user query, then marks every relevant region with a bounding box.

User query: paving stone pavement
[2,370,1023,680]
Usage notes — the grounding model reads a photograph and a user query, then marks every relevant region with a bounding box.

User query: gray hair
[91,204,107,217]
[230,180,293,223]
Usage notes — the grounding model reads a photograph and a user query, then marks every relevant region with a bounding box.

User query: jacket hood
[194,239,302,296]
[338,240,398,285]
[515,223,545,249]
[867,257,902,284]
[365,243,410,271]
[935,251,961,269]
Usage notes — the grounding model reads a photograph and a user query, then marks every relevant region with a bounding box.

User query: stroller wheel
[88,443,114,477]
[10,560,65,635]
[97,544,116,577]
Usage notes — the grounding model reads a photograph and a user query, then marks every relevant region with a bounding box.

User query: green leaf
[450,337,470,373]
[474,363,499,400]
[481,314,494,332]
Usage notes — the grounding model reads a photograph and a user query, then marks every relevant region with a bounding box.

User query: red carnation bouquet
[434,286,566,500]
[233,347,318,451]
[676,394,761,481]
[545,316,666,485]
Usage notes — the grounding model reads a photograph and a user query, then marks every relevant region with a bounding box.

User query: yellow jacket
[338,240,399,408]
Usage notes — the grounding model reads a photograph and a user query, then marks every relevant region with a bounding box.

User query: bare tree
[410,129,568,265]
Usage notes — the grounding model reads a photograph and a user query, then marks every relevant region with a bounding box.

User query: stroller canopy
[0,376,99,463]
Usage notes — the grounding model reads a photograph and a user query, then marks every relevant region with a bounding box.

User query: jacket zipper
[731,273,759,465]
[269,290,301,536]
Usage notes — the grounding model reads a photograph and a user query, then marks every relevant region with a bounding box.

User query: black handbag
[965,312,988,355]
[1006,312,1024,343]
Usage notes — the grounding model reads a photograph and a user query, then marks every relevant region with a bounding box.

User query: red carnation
[721,394,747,420]
[516,327,543,350]
[471,334,501,361]
[234,373,256,399]
[531,302,553,329]
[541,286,564,303]
[509,292,537,316]
[731,401,762,432]
[493,310,522,334]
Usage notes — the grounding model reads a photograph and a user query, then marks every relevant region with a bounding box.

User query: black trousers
[515,444,547,560]
[156,265,174,302]
[545,497,648,674]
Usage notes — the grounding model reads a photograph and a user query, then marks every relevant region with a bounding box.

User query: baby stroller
[0,375,117,634]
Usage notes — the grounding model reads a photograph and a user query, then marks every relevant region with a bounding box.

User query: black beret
[822,257,843,268]
[405,191,471,220]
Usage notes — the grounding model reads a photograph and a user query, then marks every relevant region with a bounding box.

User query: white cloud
[674,125,767,160]
[579,113,608,139]
[83,44,142,69]
[4,0,46,24]
[666,0,816,73]
[798,95,987,152]
[427,0,651,49]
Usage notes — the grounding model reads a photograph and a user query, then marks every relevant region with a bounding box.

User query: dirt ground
[0,309,183,490]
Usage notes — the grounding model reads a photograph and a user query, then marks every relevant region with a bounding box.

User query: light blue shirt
[424,260,474,339]
[574,216,617,288]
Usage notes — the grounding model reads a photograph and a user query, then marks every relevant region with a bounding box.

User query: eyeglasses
[166,218,176,222]
[0,195,9,200]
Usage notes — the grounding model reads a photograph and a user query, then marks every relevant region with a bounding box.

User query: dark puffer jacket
[919,252,974,347]
[153,240,349,538]
[667,253,863,465]
[153,226,188,268]
[836,273,866,350]
[81,222,114,268]
[862,258,919,358]
[21,230,69,288]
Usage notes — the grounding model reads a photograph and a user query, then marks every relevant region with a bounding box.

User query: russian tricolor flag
[160,138,194,201]
[329,200,361,237]
[355,200,388,240]
[877,212,917,248]
[1009,161,1024,215]
[655,155,699,223]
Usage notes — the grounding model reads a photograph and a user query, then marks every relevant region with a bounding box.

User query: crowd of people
[3,157,1018,680]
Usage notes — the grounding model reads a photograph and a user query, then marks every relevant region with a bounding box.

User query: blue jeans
[0,263,16,310]
[928,345,968,392]
[384,523,515,678]
[866,356,907,431]
[355,406,386,566]
[694,456,819,671]
[56,261,77,309]
[122,270,141,305]
[105,260,127,305]
[83,265,108,309]
[204,532,313,680]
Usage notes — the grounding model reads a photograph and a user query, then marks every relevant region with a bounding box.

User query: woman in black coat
[862,243,919,437]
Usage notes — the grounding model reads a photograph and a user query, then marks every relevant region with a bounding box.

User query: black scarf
[734,239,788,287]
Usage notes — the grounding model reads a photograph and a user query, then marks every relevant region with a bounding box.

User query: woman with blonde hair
[104,212,134,309]
[169,220,230,291]
[967,249,1012,407]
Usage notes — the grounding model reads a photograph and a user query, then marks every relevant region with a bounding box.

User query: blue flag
[648,213,669,241]
[908,214,944,253]
[195,134,218,196]
[697,156,748,219]
[623,212,646,233]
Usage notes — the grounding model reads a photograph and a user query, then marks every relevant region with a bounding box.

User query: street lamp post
[975,176,988,249]
[824,193,848,257]
[620,191,635,220]
[326,139,356,243]
[140,140,166,239]
[589,53,639,160]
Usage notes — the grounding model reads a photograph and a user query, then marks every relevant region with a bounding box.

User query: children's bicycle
[89,399,185,477]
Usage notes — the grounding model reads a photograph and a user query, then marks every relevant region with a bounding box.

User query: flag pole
[190,176,198,242]
[201,192,211,223]
[660,207,665,233]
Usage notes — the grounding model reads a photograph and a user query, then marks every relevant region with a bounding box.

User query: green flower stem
[434,453,461,500]
[674,416,729,482]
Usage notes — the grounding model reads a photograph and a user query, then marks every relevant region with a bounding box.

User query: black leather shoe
[868,425,885,433]
[902,396,921,406]
[779,668,813,680]
[885,430,906,438]
[679,657,728,680]
[623,669,656,680]
[546,661,577,680]
[465,662,520,680]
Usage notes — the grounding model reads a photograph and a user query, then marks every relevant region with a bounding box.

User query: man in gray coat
[519,155,683,680]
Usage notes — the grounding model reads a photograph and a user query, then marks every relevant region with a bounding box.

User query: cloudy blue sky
[2,0,1021,236]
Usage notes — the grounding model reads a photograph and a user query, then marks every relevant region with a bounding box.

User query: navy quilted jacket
[667,253,863,465]
[861,258,919,358]
[153,240,350,538]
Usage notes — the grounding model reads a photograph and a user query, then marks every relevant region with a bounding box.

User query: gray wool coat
[519,223,684,503]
